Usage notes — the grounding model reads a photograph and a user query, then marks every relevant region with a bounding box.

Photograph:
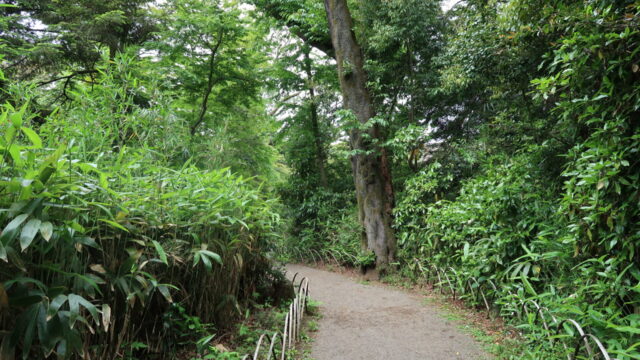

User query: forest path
[286,264,490,360]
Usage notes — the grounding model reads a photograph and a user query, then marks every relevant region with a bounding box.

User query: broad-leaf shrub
[394,3,640,357]
[0,80,281,359]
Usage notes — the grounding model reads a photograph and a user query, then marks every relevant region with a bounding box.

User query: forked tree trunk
[324,0,396,268]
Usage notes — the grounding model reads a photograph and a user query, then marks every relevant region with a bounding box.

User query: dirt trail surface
[286,264,489,360]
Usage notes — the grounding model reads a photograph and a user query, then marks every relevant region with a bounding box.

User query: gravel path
[287,264,490,360]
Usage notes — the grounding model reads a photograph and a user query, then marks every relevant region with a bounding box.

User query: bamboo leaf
[74,236,100,249]
[102,304,111,332]
[521,275,537,296]
[36,303,49,354]
[4,125,17,143]
[157,285,173,303]
[39,221,53,242]
[2,214,29,235]
[193,252,201,267]
[10,109,23,128]
[37,144,66,185]
[20,218,41,251]
[608,325,640,335]
[152,240,168,265]
[0,241,7,262]
[89,264,107,274]
[68,294,80,327]
[48,295,68,320]
[9,145,22,166]
[75,295,99,325]
[200,250,223,265]
[200,253,212,271]
[98,218,129,232]
[20,127,42,148]
[21,304,40,360]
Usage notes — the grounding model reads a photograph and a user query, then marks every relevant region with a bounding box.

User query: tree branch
[269,92,301,117]
[191,31,224,136]
[253,1,335,58]
[37,69,98,87]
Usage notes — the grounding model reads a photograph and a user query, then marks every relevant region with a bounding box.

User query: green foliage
[355,0,445,125]
[151,0,267,139]
[355,250,376,268]
[268,34,361,266]
[195,348,243,360]
[3,0,640,358]
[256,0,640,356]
[279,189,361,266]
[0,0,156,92]
[393,1,640,358]
[226,300,291,357]
[533,4,640,263]
[0,5,284,355]
[0,102,281,357]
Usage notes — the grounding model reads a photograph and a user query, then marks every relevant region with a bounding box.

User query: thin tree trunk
[324,0,396,268]
[303,49,329,188]
[191,32,224,136]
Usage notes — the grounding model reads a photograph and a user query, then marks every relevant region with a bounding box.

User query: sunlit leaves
[19,218,41,251]
[38,222,53,242]
[2,214,29,237]
[20,127,42,148]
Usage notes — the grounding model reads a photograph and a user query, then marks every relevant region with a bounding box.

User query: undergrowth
[0,53,286,359]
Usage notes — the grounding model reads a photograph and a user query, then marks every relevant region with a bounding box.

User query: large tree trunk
[324,0,396,268]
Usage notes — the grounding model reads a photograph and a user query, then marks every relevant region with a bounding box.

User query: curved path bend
[287,264,490,360]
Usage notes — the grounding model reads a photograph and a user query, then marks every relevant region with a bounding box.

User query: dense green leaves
[0,1,285,357]
[2,0,639,358]
[0,90,283,358]
[266,0,640,358]
[390,1,640,358]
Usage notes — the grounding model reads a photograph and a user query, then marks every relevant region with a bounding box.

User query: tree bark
[324,0,396,268]
[380,145,395,219]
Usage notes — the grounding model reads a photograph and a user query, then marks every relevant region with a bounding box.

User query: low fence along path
[287,264,489,360]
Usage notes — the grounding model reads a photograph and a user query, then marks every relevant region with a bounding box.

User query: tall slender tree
[323,0,396,269]
[302,47,329,189]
